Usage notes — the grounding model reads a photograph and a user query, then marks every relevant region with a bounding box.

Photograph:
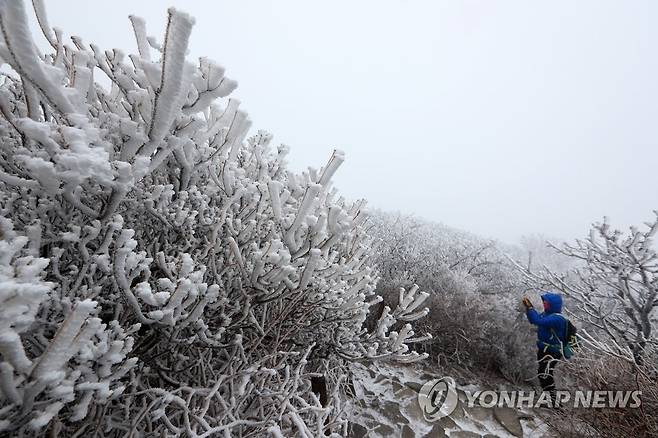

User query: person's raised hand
[522,296,533,309]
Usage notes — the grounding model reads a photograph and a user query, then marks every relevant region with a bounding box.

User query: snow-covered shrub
[369,211,522,296]
[0,217,138,432]
[368,212,536,381]
[0,1,429,435]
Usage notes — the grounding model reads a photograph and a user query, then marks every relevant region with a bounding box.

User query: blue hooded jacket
[526,292,567,356]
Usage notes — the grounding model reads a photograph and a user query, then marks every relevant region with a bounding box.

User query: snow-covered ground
[347,362,550,437]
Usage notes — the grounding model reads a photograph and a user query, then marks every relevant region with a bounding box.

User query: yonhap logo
[417,377,642,416]
[418,377,459,421]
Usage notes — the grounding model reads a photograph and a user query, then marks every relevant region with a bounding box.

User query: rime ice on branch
[0,1,429,435]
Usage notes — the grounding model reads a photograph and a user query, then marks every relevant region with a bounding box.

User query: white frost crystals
[0,217,137,432]
[0,1,429,436]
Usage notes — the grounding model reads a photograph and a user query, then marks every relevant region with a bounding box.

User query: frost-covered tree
[516,214,658,366]
[0,1,429,435]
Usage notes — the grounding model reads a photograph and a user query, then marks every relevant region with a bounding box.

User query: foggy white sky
[33,1,658,244]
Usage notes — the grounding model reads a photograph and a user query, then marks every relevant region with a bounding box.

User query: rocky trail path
[347,362,550,437]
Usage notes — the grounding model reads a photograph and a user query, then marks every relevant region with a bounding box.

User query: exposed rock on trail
[348,362,549,437]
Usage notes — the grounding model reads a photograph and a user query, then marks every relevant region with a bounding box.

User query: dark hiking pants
[537,350,561,406]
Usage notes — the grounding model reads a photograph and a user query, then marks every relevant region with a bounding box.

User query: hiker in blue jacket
[522,292,567,406]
